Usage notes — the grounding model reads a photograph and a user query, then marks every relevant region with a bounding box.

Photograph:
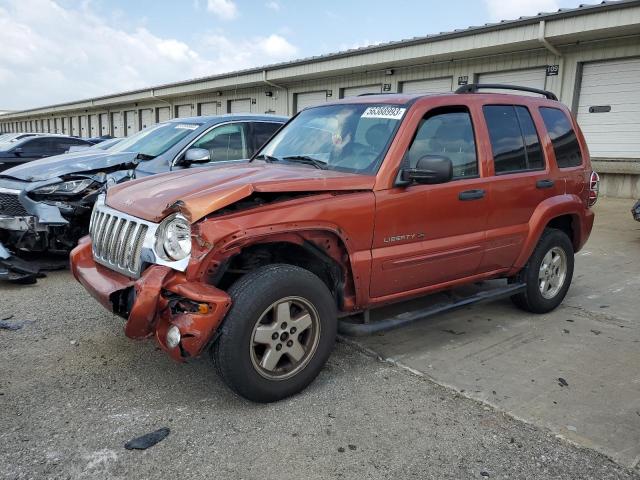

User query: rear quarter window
[539,107,583,168]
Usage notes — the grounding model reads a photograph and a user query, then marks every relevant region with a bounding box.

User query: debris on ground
[562,329,570,334]
[0,317,33,331]
[348,444,357,451]
[442,329,466,335]
[124,428,170,450]
[558,378,569,387]
[480,471,490,477]
[590,329,601,335]
[337,447,345,453]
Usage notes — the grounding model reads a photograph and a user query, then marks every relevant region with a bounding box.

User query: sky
[0,0,593,110]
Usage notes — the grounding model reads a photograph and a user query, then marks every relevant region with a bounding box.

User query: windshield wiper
[136,153,155,160]
[251,154,280,163]
[282,155,328,170]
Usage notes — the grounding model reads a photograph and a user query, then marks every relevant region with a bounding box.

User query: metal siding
[400,77,453,94]
[577,57,640,159]
[295,91,327,112]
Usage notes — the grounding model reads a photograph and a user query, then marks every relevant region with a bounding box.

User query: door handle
[536,179,554,189]
[458,189,486,201]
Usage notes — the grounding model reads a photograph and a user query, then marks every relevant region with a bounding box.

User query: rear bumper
[70,237,231,362]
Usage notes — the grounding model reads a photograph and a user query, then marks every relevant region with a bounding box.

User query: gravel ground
[1,270,638,480]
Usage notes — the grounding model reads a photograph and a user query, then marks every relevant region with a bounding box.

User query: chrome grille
[90,205,149,278]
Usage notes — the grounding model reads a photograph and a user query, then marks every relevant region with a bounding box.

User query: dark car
[632,200,640,221]
[0,135,93,172]
[0,114,287,282]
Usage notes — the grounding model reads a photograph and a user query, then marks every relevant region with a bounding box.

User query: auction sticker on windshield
[175,124,199,130]
[361,106,406,120]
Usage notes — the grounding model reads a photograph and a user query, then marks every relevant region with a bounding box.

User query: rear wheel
[211,264,337,402]
[511,228,574,314]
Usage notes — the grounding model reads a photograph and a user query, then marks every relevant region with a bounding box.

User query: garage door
[111,112,123,137]
[53,118,60,134]
[140,109,153,130]
[477,68,547,95]
[401,77,453,94]
[80,116,89,137]
[157,107,170,123]
[99,113,109,135]
[124,110,137,136]
[199,102,219,116]
[295,91,327,112]
[89,114,99,136]
[577,58,640,160]
[229,99,251,113]
[176,104,192,118]
[71,117,79,136]
[342,85,382,98]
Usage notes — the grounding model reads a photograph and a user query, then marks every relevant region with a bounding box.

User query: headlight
[156,214,192,261]
[33,179,94,195]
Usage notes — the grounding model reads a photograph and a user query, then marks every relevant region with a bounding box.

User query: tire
[211,264,337,403]
[511,228,574,314]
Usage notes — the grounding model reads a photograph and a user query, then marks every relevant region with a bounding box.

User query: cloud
[206,0,238,20]
[265,1,280,11]
[483,0,560,21]
[0,0,299,110]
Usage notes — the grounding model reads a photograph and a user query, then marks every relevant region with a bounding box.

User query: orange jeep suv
[71,85,598,402]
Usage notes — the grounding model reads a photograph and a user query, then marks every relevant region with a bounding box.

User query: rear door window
[250,122,282,154]
[405,109,478,179]
[539,107,583,168]
[483,105,545,174]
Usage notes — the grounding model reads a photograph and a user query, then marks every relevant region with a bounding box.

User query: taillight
[588,171,599,207]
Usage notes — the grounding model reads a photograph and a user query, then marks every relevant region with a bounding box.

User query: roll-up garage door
[80,116,89,137]
[157,107,170,123]
[401,77,453,94]
[124,110,137,136]
[342,84,382,98]
[295,91,327,113]
[54,118,60,133]
[62,118,68,134]
[140,109,153,130]
[199,102,219,116]
[577,58,640,160]
[176,104,192,118]
[229,99,251,113]
[43,119,49,133]
[89,114,99,136]
[111,112,123,137]
[99,113,109,135]
[71,117,79,136]
[477,68,547,95]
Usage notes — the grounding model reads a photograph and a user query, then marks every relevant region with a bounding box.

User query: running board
[338,283,526,337]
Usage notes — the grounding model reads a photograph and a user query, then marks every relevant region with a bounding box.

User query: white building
[1,0,639,196]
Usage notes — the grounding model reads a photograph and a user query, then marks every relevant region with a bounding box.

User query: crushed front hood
[0,151,140,182]
[106,162,376,222]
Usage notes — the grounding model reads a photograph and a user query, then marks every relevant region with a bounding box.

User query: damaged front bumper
[70,237,232,362]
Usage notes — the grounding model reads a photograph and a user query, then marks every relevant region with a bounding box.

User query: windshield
[258,104,405,174]
[109,122,200,158]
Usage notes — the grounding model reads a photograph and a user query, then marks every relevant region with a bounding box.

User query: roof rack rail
[455,83,558,101]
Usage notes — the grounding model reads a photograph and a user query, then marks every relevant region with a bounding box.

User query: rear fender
[510,194,586,273]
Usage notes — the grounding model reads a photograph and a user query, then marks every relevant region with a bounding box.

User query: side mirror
[12,147,23,157]
[401,155,453,185]
[181,148,211,166]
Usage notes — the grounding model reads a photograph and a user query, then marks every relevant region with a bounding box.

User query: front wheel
[211,264,337,402]
[511,228,574,314]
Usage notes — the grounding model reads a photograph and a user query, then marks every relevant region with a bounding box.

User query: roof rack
[455,83,558,101]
